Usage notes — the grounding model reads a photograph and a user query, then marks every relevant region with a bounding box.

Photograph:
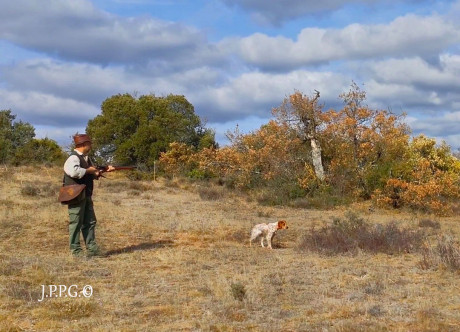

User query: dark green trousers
[68,197,98,256]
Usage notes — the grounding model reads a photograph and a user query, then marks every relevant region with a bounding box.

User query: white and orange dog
[250,220,288,249]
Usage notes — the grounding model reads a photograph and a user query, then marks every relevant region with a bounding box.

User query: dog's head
[277,220,288,230]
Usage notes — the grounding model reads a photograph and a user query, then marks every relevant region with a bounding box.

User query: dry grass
[1,166,460,331]
[420,235,460,271]
[297,211,425,255]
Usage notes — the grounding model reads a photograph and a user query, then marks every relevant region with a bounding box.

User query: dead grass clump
[101,180,129,191]
[141,305,176,322]
[126,169,151,181]
[418,218,441,229]
[0,220,23,240]
[255,190,282,206]
[5,280,41,302]
[20,183,41,196]
[128,181,150,192]
[367,304,385,317]
[36,299,98,320]
[128,190,141,197]
[39,184,60,197]
[257,209,272,218]
[289,198,310,209]
[297,212,424,255]
[305,193,348,210]
[198,186,224,201]
[0,258,23,276]
[363,280,385,296]
[228,229,247,243]
[230,282,246,301]
[19,182,59,198]
[0,199,16,208]
[0,168,8,179]
[419,235,460,271]
[112,199,122,206]
[0,318,22,332]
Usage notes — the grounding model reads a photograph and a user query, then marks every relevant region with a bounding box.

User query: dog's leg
[268,231,278,249]
[250,231,259,247]
[260,237,265,247]
[267,235,273,249]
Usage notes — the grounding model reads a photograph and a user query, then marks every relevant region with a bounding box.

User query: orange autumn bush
[159,84,460,214]
[208,121,310,203]
[320,83,410,198]
[374,135,460,215]
[158,142,197,176]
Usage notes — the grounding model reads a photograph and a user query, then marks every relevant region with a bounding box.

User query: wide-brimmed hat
[73,134,92,146]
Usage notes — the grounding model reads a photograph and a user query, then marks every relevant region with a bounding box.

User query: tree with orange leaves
[322,82,410,198]
[273,90,326,181]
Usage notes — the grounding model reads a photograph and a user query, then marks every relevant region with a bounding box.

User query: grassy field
[1,166,459,331]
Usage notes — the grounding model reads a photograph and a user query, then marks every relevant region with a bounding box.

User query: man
[63,134,114,257]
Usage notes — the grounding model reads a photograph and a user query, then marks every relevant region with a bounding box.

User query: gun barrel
[97,165,137,172]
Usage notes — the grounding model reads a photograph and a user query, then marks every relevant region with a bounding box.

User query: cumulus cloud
[0,89,100,127]
[1,0,459,149]
[0,0,221,67]
[406,111,460,149]
[220,14,460,71]
[191,70,350,122]
[367,55,460,90]
[1,60,131,104]
[357,55,460,115]
[0,58,227,108]
[1,56,349,125]
[221,0,425,25]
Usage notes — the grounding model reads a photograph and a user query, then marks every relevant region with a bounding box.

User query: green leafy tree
[0,110,14,163]
[86,93,215,168]
[0,110,35,164]
[13,138,67,166]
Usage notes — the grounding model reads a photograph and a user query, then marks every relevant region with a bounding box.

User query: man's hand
[86,166,99,175]
[106,165,116,172]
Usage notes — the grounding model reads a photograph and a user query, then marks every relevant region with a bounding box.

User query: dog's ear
[277,220,287,229]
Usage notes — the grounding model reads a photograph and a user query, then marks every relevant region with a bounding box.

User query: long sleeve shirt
[63,149,89,179]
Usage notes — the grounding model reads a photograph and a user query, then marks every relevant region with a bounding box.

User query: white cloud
[355,55,460,114]
[405,111,460,149]
[222,14,460,70]
[34,125,86,148]
[0,0,459,150]
[0,0,215,66]
[0,56,349,125]
[222,0,385,25]
[191,70,349,121]
[0,89,100,127]
[364,55,460,88]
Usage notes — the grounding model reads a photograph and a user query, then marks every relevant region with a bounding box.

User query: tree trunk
[310,138,325,181]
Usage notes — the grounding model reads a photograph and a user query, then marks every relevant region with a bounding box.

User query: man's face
[83,141,92,154]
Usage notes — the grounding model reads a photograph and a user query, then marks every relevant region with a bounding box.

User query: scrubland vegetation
[160,84,460,217]
[1,166,460,331]
[2,84,460,330]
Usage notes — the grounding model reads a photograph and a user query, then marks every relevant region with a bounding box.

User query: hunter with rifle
[59,133,134,257]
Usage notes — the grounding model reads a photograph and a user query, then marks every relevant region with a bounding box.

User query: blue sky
[1,0,459,149]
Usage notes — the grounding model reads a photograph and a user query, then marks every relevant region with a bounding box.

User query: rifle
[96,165,137,178]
